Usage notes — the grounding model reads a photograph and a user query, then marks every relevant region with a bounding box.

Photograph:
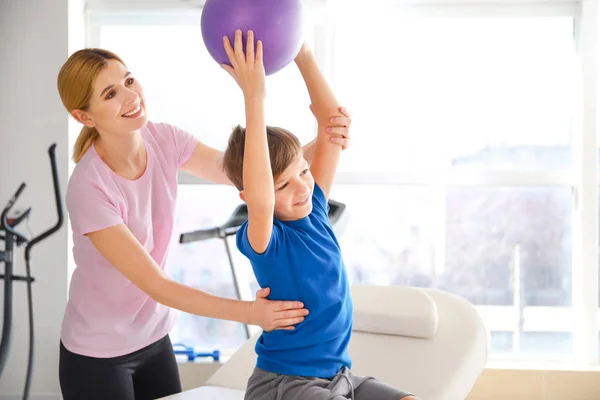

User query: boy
[220,29,416,400]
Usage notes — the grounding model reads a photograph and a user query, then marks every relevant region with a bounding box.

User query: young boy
[220,29,417,400]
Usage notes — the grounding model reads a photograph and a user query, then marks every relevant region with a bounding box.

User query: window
[333,15,576,173]
[329,6,580,358]
[86,1,600,364]
[331,185,573,356]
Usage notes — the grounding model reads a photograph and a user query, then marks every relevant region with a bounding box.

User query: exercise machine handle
[179,227,222,243]
[1,183,29,244]
[25,144,64,261]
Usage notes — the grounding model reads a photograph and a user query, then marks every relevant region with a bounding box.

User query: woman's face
[74,59,147,136]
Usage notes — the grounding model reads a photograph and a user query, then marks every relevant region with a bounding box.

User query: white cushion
[351,285,438,339]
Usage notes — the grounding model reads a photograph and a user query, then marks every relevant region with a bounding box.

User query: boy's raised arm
[294,44,344,199]
[222,30,273,253]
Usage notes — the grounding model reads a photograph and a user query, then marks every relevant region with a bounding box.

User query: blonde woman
[56,48,352,400]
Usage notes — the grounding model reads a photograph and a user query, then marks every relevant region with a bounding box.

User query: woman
[56,48,352,400]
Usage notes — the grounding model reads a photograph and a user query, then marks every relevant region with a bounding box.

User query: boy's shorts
[244,366,413,400]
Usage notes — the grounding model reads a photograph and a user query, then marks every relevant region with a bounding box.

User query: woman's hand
[221,29,266,101]
[311,105,353,150]
[248,287,309,332]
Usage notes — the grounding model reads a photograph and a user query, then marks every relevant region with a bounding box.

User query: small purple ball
[201,0,304,76]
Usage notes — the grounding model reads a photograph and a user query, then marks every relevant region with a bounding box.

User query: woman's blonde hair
[57,48,125,163]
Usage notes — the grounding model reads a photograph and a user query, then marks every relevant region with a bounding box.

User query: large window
[85,0,600,364]
[333,15,576,174]
[329,10,580,358]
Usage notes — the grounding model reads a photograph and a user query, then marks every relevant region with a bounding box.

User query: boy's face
[273,154,314,221]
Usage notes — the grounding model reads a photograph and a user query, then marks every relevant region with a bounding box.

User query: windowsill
[485,359,600,372]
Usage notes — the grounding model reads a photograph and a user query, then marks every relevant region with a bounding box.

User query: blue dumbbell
[172,344,220,362]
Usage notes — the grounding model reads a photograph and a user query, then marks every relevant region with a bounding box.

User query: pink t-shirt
[61,121,197,358]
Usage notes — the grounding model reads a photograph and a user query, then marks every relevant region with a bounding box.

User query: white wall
[0,0,71,398]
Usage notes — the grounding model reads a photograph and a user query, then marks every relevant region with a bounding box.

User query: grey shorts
[244,366,413,400]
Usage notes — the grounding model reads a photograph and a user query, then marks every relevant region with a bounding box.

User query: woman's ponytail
[72,126,99,163]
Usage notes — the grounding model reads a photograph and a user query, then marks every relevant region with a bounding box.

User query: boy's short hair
[222,125,302,191]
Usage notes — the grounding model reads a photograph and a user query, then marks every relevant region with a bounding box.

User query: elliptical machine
[0,144,64,400]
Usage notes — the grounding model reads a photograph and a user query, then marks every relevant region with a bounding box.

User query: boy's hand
[311,105,353,150]
[248,287,309,332]
[221,29,266,100]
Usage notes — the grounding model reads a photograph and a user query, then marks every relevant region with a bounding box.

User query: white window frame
[85,0,600,367]
[572,0,599,366]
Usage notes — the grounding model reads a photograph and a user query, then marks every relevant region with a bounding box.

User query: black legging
[59,335,182,400]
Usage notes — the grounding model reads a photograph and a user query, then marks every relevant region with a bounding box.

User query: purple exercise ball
[201,0,304,76]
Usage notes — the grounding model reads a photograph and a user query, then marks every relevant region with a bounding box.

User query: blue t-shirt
[236,183,353,378]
